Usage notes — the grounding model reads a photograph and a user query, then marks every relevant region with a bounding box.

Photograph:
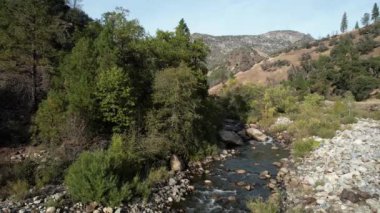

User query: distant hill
[208,25,380,96]
[192,30,314,86]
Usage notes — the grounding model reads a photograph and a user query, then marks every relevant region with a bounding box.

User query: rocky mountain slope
[193,31,314,86]
[208,27,380,95]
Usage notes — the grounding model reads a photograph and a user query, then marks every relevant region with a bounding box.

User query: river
[174,141,289,212]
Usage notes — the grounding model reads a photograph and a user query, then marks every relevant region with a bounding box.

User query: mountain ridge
[192,30,314,86]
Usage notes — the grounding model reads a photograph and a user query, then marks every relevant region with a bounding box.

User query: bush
[316,43,328,52]
[261,60,290,71]
[356,35,378,54]
[35,160,68,188]
[65,150,134,206]
[292,138,320,158]
[33,91,67,144]
[7,179,29,201]
[146,166,170,186]
[246,195,280,213]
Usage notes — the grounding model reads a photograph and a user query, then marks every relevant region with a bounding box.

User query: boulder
[218,130,244,146]
[340,189,359,203]
[46,207,56,213]
[170,154,184,172]
[103,207,113,213]
[246,128,268,142]
[259,170,271,179]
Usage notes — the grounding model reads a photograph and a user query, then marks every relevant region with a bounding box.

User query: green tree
[362,13,370,26]
[372,3,379,21]
[147,64,206,157]
[60,38,97,116]
[95,67,135,133]
[0,0,64,110]
[340,12,348,33]
[355,21,360,30]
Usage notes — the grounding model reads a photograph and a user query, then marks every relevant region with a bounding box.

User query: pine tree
[355,21,360,30]
[0,0,64,110]
[340,12,348,33]
[372,3,379,21]
[362,13,370,26]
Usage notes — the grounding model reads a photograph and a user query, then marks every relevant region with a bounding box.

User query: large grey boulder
[246,127,268,142]
[218,130,244,146]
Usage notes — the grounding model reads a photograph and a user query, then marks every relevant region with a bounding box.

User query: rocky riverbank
[1,149,239,213]
[279,119,380,212]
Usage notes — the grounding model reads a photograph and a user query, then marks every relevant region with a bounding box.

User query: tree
[0,0,65,111]
[95,67,136,133]
[362,13,370,26]
[340,12,348,33]
[147,64,206,157]
[354,21,360,30]
[372,3,379,21]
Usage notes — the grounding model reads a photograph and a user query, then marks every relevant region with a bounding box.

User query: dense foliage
[288,35,380,101]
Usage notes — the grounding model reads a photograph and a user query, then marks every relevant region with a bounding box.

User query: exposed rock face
[282,119,380,212]
[193,31,314,86]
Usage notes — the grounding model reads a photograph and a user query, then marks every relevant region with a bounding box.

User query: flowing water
[175,141,289,212]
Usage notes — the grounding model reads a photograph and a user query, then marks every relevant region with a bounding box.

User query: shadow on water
[174,142,289,213]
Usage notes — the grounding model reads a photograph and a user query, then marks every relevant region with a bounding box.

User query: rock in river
[246,128,268,142]
[219,130,244,146]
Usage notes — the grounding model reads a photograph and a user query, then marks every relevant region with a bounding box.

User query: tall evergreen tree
[340,12,348,33]
[372,3,379,21]
[362,13,370,26]
[0,0,66,110]
[354,21,360,30]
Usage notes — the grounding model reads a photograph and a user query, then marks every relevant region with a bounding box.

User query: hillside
[193,31,314,86]
[209,25,380,95]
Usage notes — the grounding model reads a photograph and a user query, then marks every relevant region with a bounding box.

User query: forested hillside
[0,0,222,207]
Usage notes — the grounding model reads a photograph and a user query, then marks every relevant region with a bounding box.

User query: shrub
[316,43,329,52]
[7,179,29,201]
[292,138,320,158]
[35,160,68,188]
[261,60,290,71]
[33,91,67,144]
[65,150,134,206]
[146,166,170,186]
[356,35,378,54]
[246,195,280,213]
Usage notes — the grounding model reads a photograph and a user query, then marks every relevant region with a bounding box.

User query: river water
[175,141,289,212]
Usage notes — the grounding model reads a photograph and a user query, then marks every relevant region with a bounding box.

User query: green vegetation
[362,13,370,26]
[372,3,379,21]
[341,12,348,33]
[288,35,380,101]
[246,194,280,213]
[292,138,320,158]
[7,180,29,201]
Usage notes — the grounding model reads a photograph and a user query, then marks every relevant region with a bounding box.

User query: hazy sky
[82,0,377,38]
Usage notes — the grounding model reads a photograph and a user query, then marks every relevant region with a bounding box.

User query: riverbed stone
[236,169,246,174]
[204,180,212,185]
[259,170,271,179]
[170,154,184,172]
[246,128,268,142]
[218,130,244,145]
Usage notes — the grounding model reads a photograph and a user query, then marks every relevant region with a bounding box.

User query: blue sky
[82,0,377,38]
